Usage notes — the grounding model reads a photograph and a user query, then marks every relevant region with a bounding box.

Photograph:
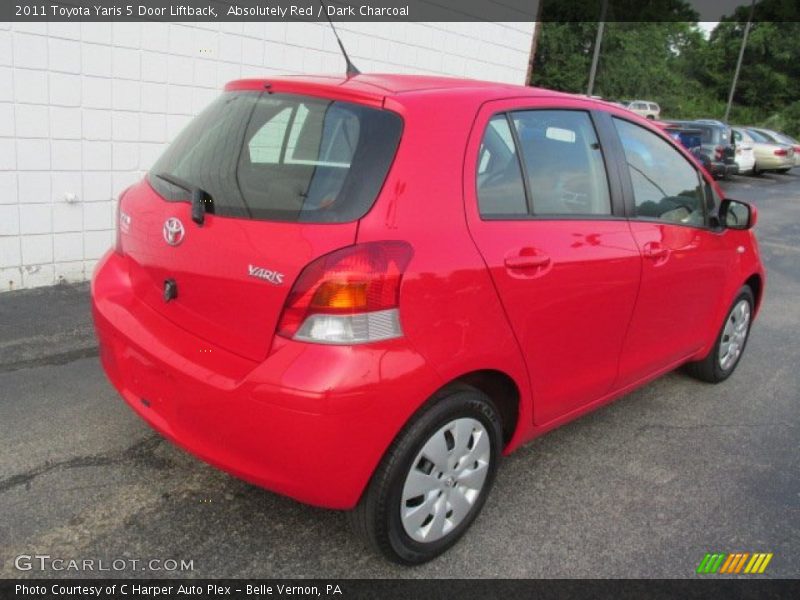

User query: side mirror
[720,198,757,230]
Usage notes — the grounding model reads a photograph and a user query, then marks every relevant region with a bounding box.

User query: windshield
[149,91,403,223]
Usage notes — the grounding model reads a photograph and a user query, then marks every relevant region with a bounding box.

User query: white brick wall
[0,20,535,291]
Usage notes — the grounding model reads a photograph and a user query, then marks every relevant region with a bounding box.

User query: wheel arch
[744,272,763,314]
[435,369,521,448]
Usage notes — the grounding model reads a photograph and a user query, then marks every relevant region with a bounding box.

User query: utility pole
[587,0,609,96]
[724,0,756,122]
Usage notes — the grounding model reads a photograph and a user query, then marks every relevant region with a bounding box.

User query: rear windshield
[694,124,731,145]
[667,129,702,149]
[750,129,779,143]
[149,92,403,223]
[746,129,771,143]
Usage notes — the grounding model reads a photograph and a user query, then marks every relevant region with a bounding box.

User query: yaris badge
[163,217,185,246]
[248,264,285,285]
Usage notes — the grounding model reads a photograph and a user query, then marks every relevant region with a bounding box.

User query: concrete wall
[0,20,535,291]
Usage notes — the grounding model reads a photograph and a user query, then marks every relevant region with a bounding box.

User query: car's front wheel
[350,387,502,565]
[686,286,754,383]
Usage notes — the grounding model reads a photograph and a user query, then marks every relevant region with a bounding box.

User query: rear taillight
[774,148,788,156]
[714,145,724,160]
[277,241,413,344]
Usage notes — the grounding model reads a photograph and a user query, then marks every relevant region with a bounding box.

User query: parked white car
[730,129,756,174]
[625,100,661,119]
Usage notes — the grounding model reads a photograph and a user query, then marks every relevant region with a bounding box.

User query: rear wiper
[153,172,211,226]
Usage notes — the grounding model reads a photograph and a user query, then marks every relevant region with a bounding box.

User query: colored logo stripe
[744,553,773,574]
[697,552,773,574]
[719,553,749,573]
[697,553,726,574]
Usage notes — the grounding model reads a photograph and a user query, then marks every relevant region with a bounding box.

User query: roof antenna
[319,1,361,77]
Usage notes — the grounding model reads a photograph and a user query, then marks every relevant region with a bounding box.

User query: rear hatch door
[119,90,402,361]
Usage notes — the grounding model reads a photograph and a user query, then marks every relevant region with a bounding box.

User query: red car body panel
[92,74,765,509]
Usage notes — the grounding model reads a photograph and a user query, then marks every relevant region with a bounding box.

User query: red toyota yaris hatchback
[92,74,764,564]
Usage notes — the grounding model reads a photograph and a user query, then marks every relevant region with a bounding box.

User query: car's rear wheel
[776,168,791,174]
[349,387,502,565]
[686,286,754,383]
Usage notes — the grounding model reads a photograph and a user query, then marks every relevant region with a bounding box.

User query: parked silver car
[737,128,796,174]
[748,128,800,168]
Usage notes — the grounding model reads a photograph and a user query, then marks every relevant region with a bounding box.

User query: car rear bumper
[709,161,738,177]
[92,251,443,509]
[756,156,794,170]
[736,156,755,174]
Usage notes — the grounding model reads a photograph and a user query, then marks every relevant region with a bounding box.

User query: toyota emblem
[163,217,185,246]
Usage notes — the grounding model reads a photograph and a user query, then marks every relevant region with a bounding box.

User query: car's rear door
[464,98,642,424]
[607,116,730,387]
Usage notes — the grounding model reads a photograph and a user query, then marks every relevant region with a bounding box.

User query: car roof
[688,121,725,131]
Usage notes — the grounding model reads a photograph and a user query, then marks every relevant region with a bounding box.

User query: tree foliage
[531,0,800,136]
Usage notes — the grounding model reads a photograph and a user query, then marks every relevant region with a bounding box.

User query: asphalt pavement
[0,170,798,579]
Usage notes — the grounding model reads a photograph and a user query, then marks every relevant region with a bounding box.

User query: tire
[685,286,754,383]
[776,168,790,174]
[349,387,503,565]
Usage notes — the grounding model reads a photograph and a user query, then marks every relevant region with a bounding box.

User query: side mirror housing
[720,198,757,230]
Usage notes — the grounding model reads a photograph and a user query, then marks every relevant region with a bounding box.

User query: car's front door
[464,99,642,424]
[609,116,730,388]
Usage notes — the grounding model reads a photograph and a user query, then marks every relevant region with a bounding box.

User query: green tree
[530,0,800,136]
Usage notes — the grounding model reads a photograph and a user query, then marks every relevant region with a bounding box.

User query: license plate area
[123,347,175,414]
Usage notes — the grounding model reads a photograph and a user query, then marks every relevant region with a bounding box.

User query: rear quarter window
[149,92,402,223]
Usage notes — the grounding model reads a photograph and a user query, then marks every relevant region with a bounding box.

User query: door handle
[642,242,669,260]
[504,251,551,269]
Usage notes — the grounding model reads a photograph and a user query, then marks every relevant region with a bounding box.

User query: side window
[248,108,292,163]
[247,103,359,167]
[511,110,611,215]
[613,117,707,227]
[476,115,528,216]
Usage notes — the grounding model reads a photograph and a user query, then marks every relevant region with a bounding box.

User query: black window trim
[477,107,626,222]
[608,114,716,231]
[505,112,534,215]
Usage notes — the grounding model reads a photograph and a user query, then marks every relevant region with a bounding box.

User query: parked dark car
[656,122,712,172]
[666,120,738,179]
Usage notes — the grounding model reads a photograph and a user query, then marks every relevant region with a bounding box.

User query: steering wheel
[662,197,695,214]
